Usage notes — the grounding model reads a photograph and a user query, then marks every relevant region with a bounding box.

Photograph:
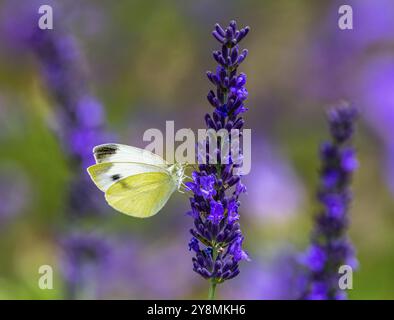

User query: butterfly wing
[87,162,168,192]
[93,144,168,167]
[88,144,179,217]
[104,171,176,218]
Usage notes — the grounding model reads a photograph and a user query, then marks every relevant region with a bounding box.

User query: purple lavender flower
[31,24,115,298]
[1,2,116,299]
[33,36,109,164]
[301,106,358,300]
[28,19,111,215]
[1,0,111,215]
[60,232,111,299]
[186,20,250,299]
[304,1,394,195]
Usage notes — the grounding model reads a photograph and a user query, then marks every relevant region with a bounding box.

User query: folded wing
[87,162,168,192]
[104,172,176,218]
[93,144,168,167]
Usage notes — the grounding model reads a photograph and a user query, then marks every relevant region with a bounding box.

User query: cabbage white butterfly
[87,144,186,218]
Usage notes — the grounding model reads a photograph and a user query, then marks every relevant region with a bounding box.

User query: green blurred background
[0,0,393,299]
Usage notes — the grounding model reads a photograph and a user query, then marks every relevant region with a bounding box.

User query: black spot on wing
[94,145,118,161]
[112,174,121,181]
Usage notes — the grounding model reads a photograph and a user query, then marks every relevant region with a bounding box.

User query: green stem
[208,244,219,300]
[208,280,217,300]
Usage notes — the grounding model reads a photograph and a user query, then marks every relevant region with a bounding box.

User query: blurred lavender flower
[306,1,394,195]
[301,106,358,300]
[0,0,105,49]
[0,165,31,227]
[1,0,116,299]
[60,232,111,299]
[355,56,394,193]
[186,21,250,298]
[224,248,305,300]
[99,237,199,299]
[308,0,394,100]
[1,0,111,215]
[32,34,110,166]
[60,232,200,299]
[243,140,305,222]
[37,37,112,216]
[31,18,114,298]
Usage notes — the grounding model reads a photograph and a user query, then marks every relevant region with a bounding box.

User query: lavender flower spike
[301,106,358,300]
[186,20,250,299]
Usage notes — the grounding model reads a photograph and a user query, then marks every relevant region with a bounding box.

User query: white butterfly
[87,144,186,218]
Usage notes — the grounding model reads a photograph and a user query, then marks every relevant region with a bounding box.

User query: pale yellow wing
[104,171,176,218]
[87,162,168,192]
